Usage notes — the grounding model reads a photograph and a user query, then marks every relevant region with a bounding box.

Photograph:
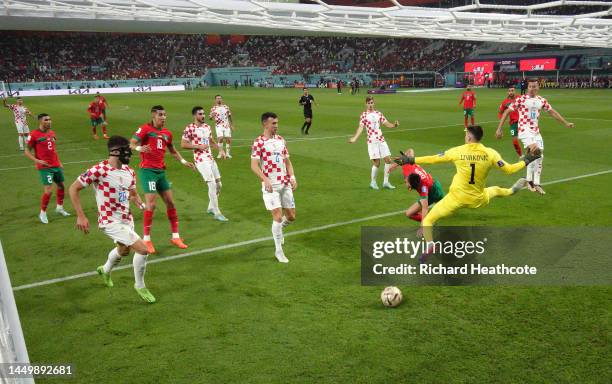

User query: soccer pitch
[1,87,611,383]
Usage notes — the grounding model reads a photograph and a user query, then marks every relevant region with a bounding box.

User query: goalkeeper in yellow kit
[395,125,541,243]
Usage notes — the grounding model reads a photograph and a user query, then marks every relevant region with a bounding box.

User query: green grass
[1,87,611,383]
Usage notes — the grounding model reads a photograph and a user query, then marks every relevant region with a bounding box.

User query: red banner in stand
[464,61,495,85]
[519,58,557,71]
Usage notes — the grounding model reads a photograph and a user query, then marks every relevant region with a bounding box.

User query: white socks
[371,165,379,182]
[133,252,148,289]
[533,154,543,185]
[272,220,283,252]
[103,248,122,274]
[383,163,392,184]
[207,181,220,215]
[18,136,24,150]
[225,144,231,156]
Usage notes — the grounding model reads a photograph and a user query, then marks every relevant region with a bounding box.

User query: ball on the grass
[381,286,403,308]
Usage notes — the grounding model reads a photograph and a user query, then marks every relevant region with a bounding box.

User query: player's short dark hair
[407,173,421,190]
[151,105,165,113]
[16,97,22,100]
[527,79,538,83]
[107,135,129,150]
[192,106,204,115]
[37,113,49,120]
[303,87,308,91]
[467,125,484,141]
[215,94,222,98]
[261,112,278,123]
[365,96,374,103]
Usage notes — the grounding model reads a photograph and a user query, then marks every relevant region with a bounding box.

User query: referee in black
[299,88,317,135]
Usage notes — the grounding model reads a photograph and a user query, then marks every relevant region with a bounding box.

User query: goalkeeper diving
[394,125,541,243]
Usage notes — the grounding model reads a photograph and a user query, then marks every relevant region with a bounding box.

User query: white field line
[0,147,92,159]
[11,168,612,292]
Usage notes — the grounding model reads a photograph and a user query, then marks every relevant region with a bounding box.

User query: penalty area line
[11,168,612,292]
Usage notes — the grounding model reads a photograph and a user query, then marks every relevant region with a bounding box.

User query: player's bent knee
[116,244,130,257]
[130,240,149,255]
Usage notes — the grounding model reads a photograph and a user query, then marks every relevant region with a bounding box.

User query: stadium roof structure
[0,0,611,48]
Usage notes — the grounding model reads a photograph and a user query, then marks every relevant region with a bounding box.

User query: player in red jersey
[88,95,109,140]
[496,87,522,156]
[130,105,195,254]
[95,92,109,121]
[458,86,476,128]
[24,113,71,224]
[388,148,445,224]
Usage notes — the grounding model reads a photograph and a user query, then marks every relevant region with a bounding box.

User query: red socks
[56,187,64,206]
[471,116,475,126]
[464,117,468,128]
[102,126,107,134]
[143,210,154,236]
[167,208,179,233]
[41,192,51,211]
[512,137,523,156]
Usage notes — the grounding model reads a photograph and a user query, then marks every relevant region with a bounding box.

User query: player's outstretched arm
[168,143,195,169]
[68,180,90,234]
[547,108,574,128]
[383,120,399,129]
[496,109,510,139]
[348,125,364,143]
[415,152,453,165]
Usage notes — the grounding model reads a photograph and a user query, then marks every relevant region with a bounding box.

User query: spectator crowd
[0,31,477,83]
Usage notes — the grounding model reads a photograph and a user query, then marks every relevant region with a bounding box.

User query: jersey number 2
[469,163,476,184]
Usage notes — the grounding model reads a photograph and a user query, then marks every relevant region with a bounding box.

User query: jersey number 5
[469,163,476,184]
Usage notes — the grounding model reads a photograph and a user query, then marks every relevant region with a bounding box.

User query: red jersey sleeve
[133,125,148,143]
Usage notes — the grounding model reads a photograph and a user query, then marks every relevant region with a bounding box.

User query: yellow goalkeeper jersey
[416,143,525,202]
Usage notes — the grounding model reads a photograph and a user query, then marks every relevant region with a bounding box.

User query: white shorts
[216,125,232,138]
[367,141,391,160]
[101,222,141,247]
[520,133,544,150]
[16,122,29,135]
[262,184,295,211]
[196,161,221,182]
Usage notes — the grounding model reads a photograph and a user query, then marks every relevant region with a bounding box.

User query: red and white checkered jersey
[9,104,28,124]
[359,110,387,144]
[78,160,136,227]
[509,95,552,136]
[182,123,214,164]
[251,134,290,186]
[210,105,231,127]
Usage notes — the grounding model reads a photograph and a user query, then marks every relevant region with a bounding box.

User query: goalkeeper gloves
[393,151,415,166]
[520,147,542,165]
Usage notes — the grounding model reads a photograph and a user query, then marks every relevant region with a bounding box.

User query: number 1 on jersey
[469,163,476,184]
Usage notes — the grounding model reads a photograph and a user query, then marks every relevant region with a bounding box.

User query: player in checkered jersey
[209,95,234,159]
[69,136,156,303]
[496,80,574,195]
[250,112,297,263]
[348,96,400,190]
[181,106,228,222]
[3,96,33,151]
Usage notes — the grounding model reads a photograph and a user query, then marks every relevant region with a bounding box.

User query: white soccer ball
[380,286,403,308]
